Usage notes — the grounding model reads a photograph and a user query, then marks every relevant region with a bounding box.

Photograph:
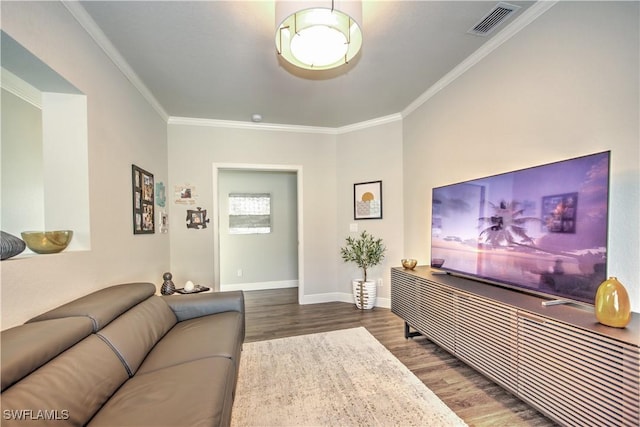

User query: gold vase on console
[595,277,631,328]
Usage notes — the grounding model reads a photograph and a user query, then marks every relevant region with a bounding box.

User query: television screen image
[431,151,610,304]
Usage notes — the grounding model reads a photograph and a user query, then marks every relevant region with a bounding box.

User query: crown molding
[168,116,338,134]
[168,112,403,135]
[335,113,403,134]
[402,1,558,119]
[1,67,42,108]
[63,0,555,132]
[61,0,169,122]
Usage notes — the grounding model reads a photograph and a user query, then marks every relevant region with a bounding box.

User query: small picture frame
[159,212,169,233]
[132,164,155,234]
[354,180,383,220]
[175,184,197,205]
[186,207,210,229]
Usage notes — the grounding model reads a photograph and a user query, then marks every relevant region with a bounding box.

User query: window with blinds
[228,193,271,234]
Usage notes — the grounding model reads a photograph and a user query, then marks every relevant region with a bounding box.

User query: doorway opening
[213,164,303,303]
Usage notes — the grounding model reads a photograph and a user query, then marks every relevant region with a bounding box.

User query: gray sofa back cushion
[1,317,94,391]
[27,283,156,331]
[0,335,129,427]
[97,296,177,376]
[164,290,245,322]
[137,311,243,375]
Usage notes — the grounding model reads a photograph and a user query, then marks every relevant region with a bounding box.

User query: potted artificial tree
[340,230,386,310]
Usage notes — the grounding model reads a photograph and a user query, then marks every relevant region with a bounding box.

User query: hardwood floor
[243,288,558,427]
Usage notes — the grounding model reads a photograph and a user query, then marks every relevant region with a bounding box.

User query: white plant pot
[352,280,377,310]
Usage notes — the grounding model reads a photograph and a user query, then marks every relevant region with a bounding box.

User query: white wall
[219,170,298,289]
[1,89,44,233]
[168,124,337,301]
[403,2,640,312]
[1,1,169,329]
[41,92,90,250]
[335,120,404,306]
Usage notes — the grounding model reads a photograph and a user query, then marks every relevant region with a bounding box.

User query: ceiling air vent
[468,2,521,36]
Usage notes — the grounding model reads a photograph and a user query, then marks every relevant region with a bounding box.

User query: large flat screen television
[430,151,610,305]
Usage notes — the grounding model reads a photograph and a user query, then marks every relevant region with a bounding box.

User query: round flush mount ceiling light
[275,1,362,70]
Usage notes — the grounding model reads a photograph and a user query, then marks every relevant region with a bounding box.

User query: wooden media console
[391,266,640,426]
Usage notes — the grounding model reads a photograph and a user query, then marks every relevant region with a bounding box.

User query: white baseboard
[300,292,348,304]
[220,284,391,309]
[300,292,390,309]
[375,296,391,309]
[220,280,298,292]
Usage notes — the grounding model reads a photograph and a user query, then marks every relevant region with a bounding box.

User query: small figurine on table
[161,272,175,295]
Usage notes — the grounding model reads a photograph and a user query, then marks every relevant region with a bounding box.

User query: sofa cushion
[163,290,245,322]
[1,317,94,392]
[0,335,129,427]
[97,296,177,376]
[27,283,156,331]
[88,357,236,427]
[137,311,243,375]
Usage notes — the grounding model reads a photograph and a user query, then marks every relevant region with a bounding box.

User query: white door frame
[212,163,304,303]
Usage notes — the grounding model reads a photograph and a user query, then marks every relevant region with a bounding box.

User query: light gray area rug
[231,327,468,426]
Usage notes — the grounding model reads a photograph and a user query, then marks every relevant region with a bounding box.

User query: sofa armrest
[162,291,245,322]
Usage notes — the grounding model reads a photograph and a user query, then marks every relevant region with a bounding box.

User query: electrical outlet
[377,278,383,287]
[237,269,243,277]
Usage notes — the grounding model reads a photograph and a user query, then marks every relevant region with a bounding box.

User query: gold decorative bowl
[401,259,417,270]
[21,230,73,254]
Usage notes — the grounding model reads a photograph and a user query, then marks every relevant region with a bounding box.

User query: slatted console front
[391,266,640,427]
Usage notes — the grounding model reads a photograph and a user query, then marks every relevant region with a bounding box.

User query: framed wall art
[159,212,169,234]
[354,180,382,220]
[174,184,197,205]
[186,207,210,229]
[132,164,155,234]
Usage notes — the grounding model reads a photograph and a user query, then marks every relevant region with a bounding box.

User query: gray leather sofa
[0,283,245,426]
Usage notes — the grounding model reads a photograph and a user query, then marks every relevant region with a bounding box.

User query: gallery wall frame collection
[134,173,383,232]
[354,180,383,220]
[132,164,155,234]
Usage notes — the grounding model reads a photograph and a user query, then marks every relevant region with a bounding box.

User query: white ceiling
[75,1,538,128]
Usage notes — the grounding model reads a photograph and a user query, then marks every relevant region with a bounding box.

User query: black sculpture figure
[161,272,175,295]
